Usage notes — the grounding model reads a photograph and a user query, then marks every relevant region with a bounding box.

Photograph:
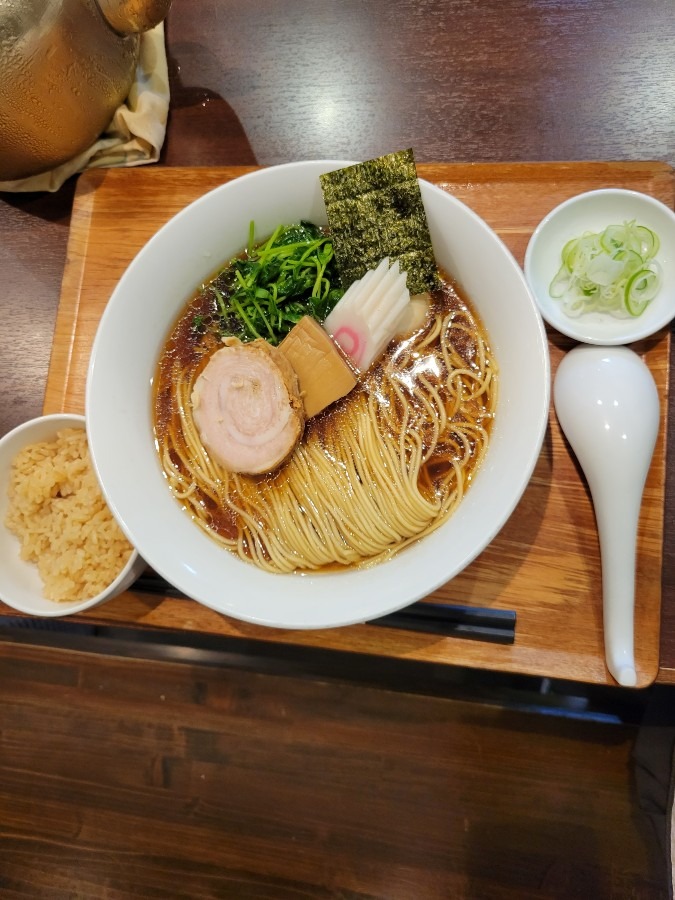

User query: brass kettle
[0,0,171,181]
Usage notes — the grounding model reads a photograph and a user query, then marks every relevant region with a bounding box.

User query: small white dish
[524,188,675,345]
[0,413,144,617]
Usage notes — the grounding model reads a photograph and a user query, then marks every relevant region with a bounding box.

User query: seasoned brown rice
[5,427,133,602]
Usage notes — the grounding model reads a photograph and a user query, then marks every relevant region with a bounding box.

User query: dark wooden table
[2,4,675,896]
[3,0,675,678]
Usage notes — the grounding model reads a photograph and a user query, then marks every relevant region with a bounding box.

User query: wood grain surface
[23,162,669,689]
[3,0,675,677]
[1,7,674,894]
[0,641,667,898]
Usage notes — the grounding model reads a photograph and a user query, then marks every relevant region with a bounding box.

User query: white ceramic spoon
[553,345,660,687]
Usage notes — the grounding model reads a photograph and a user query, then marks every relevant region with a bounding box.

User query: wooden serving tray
[32,162,673,686]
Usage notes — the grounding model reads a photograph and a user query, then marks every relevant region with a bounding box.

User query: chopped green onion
[549,220,662,319]
[625,265,661,316]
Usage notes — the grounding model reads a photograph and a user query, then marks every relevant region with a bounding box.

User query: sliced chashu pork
[191,338,305,475]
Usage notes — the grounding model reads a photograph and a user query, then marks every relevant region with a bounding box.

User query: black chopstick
[367,603,516,644]
[134,573,192,599]
[132,573,516,644]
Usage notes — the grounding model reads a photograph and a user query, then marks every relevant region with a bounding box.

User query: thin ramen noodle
[153,267,497,574]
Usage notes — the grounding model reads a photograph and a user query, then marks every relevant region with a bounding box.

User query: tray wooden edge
[36,161,675,689]
[43,171,108,415]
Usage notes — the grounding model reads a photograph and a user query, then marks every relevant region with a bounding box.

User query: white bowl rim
[86,159,551,630]
[524,187,675,345]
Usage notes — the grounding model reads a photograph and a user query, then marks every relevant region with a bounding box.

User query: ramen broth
[153,241,497,575]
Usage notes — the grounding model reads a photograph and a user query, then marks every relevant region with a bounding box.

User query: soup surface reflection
[153,256,498,574]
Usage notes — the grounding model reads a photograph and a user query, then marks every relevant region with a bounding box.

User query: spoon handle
[591,481,643,687]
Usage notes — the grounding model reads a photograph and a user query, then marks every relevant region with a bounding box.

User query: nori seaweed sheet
[320,149,438,294]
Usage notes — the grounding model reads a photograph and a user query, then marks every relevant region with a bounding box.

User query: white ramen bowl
[87,160,550,629]
[0,413,145,617]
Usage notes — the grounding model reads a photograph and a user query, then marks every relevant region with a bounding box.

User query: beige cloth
[0,24,169,193]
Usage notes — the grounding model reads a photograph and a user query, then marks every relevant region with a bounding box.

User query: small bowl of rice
[0,413,145,617]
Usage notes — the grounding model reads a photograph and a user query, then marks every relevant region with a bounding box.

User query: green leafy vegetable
[211,221,344,345]
[191,313,206,332]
